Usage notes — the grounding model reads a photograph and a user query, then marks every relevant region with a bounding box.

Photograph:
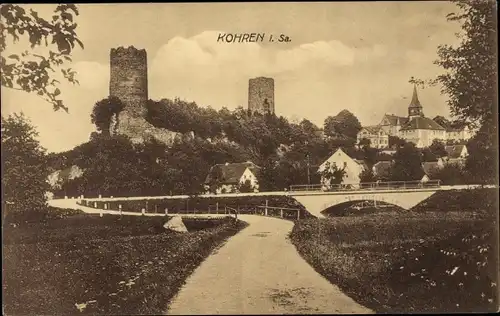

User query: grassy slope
[3,213,247,315]
[290,188,499,313]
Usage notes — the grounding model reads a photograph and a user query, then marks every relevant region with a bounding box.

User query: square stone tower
[248,77,275,115]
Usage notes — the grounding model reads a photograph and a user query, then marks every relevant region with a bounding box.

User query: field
[290,188,499,313]
[3,211,248,315]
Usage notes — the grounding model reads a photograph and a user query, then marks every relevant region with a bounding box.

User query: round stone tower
[109,46,148,137]
[248,77,275,115]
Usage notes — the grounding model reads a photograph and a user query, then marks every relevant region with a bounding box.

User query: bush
[411,188,498,218]
[2,113,49,224]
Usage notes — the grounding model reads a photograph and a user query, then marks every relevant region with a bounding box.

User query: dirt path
[166,215,373,314]
[49,199,372,314]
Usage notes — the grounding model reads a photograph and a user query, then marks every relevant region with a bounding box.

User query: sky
[1,2,463,153]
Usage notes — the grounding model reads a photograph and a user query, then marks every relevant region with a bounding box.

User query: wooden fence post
[280,208,284,218]
[141,208,145,216]
[297,209,300,220]
[265,200,268,216]
[165,208,168,216]
[119,204,122,216]
[216,202,219,213]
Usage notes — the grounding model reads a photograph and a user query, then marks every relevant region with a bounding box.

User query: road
[166,215,373,315]
[49,199,373,314]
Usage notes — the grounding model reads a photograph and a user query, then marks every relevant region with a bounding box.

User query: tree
[428,139,448,158]
[431,0,497,184]
[389,135,406,148]
[427,164,467,185]
[323,110,362,140]
[2,113,49,224]
[206,165,224,194]
[358,137,371,148]
[1,4,84,111]
[320,162,346,187]
[359,167,376,183]
[238,180,254,193]
[389,142,425,181]
[90,96,125,135]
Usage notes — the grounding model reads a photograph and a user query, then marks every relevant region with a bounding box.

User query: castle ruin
[248,77,275,115]
[109,46,179,144]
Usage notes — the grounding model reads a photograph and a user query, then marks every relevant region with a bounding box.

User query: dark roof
[381,114,409,126]
[400,117,446,131]
[422,162,442,175]
[372,161,393,178]
[361,125,384,134]
[445,145,466,159]
[204,162,260,185]
[409,85,423,109]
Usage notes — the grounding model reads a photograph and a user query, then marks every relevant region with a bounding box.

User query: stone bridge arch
[291,190,437,218]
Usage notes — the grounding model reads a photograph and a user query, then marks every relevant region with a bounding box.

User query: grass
[3,210,248,315]
[290,188,499,313]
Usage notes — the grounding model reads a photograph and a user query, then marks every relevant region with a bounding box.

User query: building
[108,46,179,145]
[317,148,366,187]
[204,161,261,194]
[398,85,447,148]
[444,144,468,166]
[357,126,389,149]
[379,114,408,136]
[248,77,275,115]
[446,125,473,142]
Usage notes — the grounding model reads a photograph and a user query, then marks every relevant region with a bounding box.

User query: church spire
[408,84,424,119]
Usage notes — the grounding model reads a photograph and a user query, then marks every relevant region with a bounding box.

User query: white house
[317,148,365,188]
[357,126,389,149]
[444,145,469,166]
[204,161,260,194]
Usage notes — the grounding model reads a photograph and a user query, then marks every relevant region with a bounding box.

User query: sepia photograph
[1,1,499,314]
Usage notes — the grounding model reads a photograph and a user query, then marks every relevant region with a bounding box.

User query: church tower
[408,84,424,119]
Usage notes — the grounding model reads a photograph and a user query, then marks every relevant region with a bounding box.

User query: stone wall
[109,46,179,145]
[248,77,275,115]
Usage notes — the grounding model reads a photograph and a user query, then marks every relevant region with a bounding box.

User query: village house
[204,161,260,194]
[317,148,366,188]
[356,126,389,149]
[379,114,409,137]
[444,144,469,166]
[372,160,436,183]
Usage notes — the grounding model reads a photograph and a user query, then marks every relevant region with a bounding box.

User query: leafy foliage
[415,0,497,185]
[320,162,347,186]
[90,96,125,135]
[1,113,49,224]
[1,4,84,111]
[238,180,254,193]
[390,142,425,181]
[429,139,448,158]
[427,164,467,185]
[323,110,362,140]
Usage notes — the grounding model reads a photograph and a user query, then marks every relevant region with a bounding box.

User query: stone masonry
[109,46,179,144]
[248,77,275,115]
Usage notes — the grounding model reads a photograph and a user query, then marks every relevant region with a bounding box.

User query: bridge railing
[289,180,441,192]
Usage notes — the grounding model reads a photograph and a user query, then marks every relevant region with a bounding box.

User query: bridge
[53,181,495,219]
